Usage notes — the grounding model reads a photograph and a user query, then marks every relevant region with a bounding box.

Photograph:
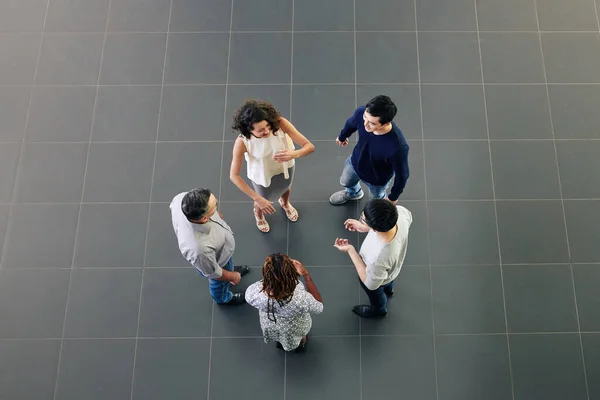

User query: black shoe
[234,265,250,277]
[384,288,394,298]
[221,292,245,305]
[295,336,308,353]
[352,305,387,318]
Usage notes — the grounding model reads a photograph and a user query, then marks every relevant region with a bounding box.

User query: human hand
[344,218,362,232]
[336,137,349,147]
[291,259,308,276]
[273,149,296,162]
[386,197,398,205]
[254,197,276,215]
[230,271,241,285]
[333,238,354,253]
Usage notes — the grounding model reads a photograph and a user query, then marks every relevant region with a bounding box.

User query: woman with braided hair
[246,253,323,352]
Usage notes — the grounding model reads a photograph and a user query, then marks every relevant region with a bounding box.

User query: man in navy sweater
[329,95,409,205]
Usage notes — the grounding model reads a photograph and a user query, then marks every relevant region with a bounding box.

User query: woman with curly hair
[245,253,323,352]
[230,100,315,233]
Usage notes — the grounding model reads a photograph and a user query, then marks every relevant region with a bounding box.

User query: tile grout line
[209,2,234,399]
[594,0,600,32]
[473,2,516,399]
[0,0,52,272]
[52,1,112,399]
[532,2,590,399]
[414,3,439,400]
[128,1,174,399]
[5,29,600,34]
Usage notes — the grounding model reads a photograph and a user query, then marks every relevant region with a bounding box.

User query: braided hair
[261,253,300,323]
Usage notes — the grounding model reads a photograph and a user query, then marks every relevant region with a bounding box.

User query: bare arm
[301,272,323,303]
[279,117,315,159]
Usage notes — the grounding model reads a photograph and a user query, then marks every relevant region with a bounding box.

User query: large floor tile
[285,337,360,400]
[293,32,354,83]
[0,34,40,85]
[557,140,600,198]
[300,267,359,336]
[144,203,190,268]
[0,143,20,203]
[0,339,61,400]
[418,33,481,84]
[357,85,422,141]
[74,203,149,267]
[0,87,30,142]
[425,141,493,200]
[14,143,88,203]
[45,0,109,32]
[503,265,578,332]
[100,33,166,85]
[3,204,79,269]
[226,84,291,127]
[108,0,171,32]
[510,334,588,400]
[217,202,287,266]
[432,265,506,334]
[475,0,538,31]
[421,85,487,139]
[480,33,545,83]
[355,0,415,30]
[0,269,70,338]
[573,264,600,331]
[362,336,437,400]
[211,339,284,398]
[132,338,210,400]
[290,84,355,141]
[356,32,418,83]
[428,201,499,265]
[55,339,135,400]
[536,0,599,31]
[36,33,104,85]
[294,0,353,31]
[151,142,222,202]
[229,33,291,84]
[138,268,213,337]
[93,86,161,142]
[496,201,569,264]
[287,202,359,265]
[64,268,142,338]
[485,85,553,139]
[582,334,600,400]
[395,200,429,265]
[169,0,231,32]
[549,85,600,139]
[164,33,229,84]
[491,141,561,199]
[542,33,600,83]
[436,335,513,400]
[26,86,96,142]
[359,266,433,335]
[232,0,292,31]
[0,0,48,32]
[83,143,154,202]
[564,200,600,263]
[158,85,226,141]
[416,0,477,30]
[211,267,263,337]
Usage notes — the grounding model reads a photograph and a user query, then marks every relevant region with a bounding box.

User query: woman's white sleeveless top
[241,130,295,187]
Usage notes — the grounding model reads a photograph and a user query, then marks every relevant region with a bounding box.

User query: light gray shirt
[170,192,235,279]
[360,205,412,290]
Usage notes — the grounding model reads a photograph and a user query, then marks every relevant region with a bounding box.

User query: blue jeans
[359,279,394,314]
[206,257,234,304]
[340,156,391,199]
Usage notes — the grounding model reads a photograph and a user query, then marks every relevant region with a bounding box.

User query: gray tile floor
[0,0,600,399]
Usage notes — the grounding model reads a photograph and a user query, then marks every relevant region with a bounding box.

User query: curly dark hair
[231,99,281,139]
[261,253,299,322]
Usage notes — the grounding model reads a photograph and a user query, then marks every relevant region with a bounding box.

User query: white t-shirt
[359,205,413,290]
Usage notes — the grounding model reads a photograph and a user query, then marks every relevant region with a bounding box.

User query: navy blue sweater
[338,106,409,201]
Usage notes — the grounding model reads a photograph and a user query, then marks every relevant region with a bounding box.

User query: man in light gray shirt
[334,199,412,317]
[170,188,249,305]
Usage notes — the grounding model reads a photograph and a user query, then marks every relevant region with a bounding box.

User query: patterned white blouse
[245,280,323,351]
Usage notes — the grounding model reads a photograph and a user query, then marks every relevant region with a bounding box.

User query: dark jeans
[359,279,394,314]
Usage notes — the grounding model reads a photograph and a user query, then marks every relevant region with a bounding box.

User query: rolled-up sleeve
[191,250,223,279]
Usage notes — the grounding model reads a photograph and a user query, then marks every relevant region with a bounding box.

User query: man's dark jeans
[359,279,394,314]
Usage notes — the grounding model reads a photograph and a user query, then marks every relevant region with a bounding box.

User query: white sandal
[253,208,270,233]
[279,199,299,222]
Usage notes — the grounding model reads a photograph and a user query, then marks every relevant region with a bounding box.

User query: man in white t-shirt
[334,199,412,318]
